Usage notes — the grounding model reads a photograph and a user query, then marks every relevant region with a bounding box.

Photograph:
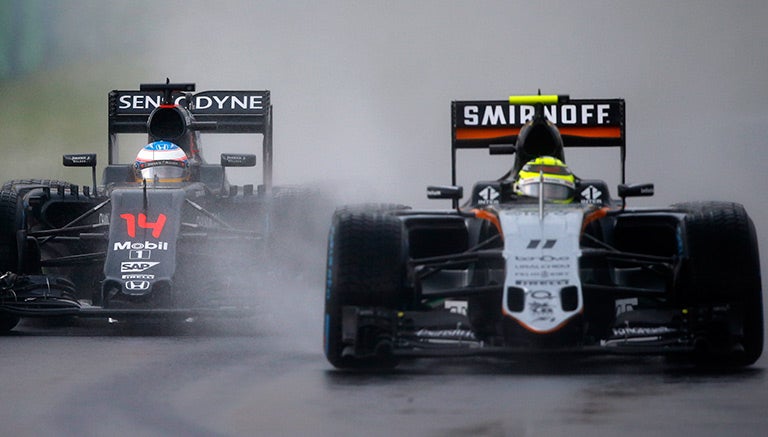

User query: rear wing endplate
[451,96,626,184]
[108,88,272,186]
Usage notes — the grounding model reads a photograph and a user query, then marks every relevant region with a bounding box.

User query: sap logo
[113,241,169,251]
[121,262,160,273]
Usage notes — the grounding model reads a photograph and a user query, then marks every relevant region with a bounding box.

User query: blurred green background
[0,0,150,186]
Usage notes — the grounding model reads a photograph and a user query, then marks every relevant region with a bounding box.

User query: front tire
[675,201,763,366]
[324,204,408,370]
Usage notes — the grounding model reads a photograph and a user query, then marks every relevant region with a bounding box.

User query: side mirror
[63,154,98,196]
[489,144,517,155]
[63,154,97,167]
[617,183,654,198]
[427,185,463,200]
[221,153,257,167]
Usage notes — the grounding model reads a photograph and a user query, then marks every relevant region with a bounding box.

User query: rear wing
[451,96,626,184]
[108,87,273,187]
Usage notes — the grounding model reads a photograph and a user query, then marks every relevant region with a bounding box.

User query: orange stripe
[455,126,621,140]
[471,208,502,237]
[559,126,622,138]
[581,207,610,232]
[456,127,520,140]
[504,309,584,334]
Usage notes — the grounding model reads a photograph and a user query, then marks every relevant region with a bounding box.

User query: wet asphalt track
[2,277,767,437]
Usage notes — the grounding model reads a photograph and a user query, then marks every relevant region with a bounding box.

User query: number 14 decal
[120,213,167,238]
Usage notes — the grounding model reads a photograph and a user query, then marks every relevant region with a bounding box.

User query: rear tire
[1,179,72,193]
[675,201,763,366]
[0,314,20,333]
[0,190,19,273]
[0,190,21,332]
[324,204,408,369]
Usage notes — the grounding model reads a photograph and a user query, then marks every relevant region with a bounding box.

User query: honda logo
[125,280,150,291]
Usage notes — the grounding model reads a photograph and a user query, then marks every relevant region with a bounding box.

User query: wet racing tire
[1,179,72,193]
[675,201,763,366]
[0,190,21,332]
[0,190,19,273]
[324,204,409,370]
[0,314,20,333]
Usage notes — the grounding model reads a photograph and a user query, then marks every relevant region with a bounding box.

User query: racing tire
[324,204,409,370]
[0,190,21,332]
[1,179,72,194]
[0,190,19,273]
[0,179,75,273]
[0,314,20,333]
[674,201,763,366]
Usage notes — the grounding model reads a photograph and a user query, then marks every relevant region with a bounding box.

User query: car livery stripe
[581,207,610,233]
[455,126,622,141]
[471,208,502,236]
[455,127,521,140]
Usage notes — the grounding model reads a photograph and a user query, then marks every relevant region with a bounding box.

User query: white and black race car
[324,95,763,369]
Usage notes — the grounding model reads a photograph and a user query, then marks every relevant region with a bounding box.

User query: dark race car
[0,81,301,331]
[324,94,763,369]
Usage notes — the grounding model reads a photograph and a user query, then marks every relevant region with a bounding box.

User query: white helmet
[134,141,190,182]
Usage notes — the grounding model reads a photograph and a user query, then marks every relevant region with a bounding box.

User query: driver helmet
[134,141,190,182]
[514,156,576,203]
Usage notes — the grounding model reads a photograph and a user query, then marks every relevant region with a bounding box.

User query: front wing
[339,302,740,359]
